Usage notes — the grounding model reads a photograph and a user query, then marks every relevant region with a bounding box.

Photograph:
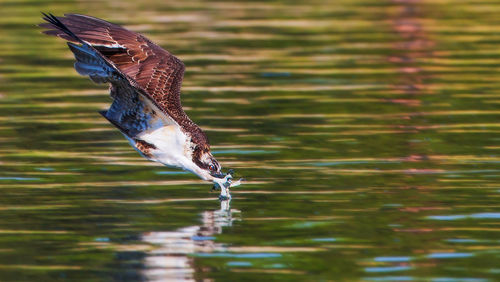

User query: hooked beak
[210,169,234,179]
[210,171,226,179]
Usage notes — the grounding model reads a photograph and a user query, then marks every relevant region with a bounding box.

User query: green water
[1,0,500,281]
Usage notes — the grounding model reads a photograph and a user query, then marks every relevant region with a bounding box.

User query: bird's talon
[219,195,230,201]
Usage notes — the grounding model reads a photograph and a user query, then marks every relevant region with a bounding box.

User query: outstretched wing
[40,14,186,122]
[39,13,209,146]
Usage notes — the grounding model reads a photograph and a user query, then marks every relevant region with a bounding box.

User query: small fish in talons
[211,169,243,200]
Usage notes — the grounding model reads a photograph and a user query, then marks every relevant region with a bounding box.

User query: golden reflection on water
[140,200,239,281]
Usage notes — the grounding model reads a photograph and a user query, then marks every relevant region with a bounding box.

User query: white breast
[134,115,189,166]
[123,98,210,180]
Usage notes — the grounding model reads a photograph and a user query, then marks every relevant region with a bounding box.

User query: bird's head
[191,144,224,181]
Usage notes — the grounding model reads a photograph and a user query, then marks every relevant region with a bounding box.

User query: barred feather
[39,13,209,150]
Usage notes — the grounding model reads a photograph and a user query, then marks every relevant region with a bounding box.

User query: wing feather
[40,13,185,106]
[39,13,210,147]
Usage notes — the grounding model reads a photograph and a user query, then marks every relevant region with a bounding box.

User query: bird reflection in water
[141,200,240,281]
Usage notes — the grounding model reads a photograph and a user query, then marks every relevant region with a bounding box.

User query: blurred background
[0,0,500,281]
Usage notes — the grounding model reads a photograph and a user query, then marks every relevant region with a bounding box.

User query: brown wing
[39,14,186,124]
[40,14,210,147]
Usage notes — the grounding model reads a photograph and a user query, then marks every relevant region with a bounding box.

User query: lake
[0,0,499,281]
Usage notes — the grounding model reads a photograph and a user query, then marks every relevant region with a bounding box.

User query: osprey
[40,13,240,198]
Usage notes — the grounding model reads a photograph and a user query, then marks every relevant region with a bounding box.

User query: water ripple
[428,213,500,220]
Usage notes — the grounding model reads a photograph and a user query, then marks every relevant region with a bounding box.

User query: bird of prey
[39,13,240,198]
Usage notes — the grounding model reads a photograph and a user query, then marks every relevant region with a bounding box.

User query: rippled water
[1,0,499,281]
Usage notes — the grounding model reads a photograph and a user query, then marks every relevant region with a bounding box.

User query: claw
[230,178,244,188]
[212,168,243,200]
[219,195,231,201]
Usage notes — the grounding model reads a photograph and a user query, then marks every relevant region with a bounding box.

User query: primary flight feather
[39,13,231,186]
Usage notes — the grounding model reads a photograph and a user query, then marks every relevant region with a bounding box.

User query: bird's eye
[208,164,216,171]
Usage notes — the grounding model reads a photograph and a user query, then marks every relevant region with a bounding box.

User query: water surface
[0,0,499,281]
